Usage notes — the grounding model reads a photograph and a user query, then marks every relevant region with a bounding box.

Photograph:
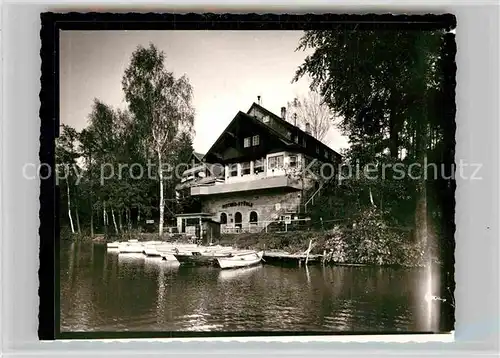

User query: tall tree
[293,29,446,247]
[78,128,94,236]
[122,44,195,237]
[56,124,81,235]
[286,90,332,141]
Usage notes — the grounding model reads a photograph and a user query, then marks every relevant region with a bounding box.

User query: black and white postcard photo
[37,13,457,339]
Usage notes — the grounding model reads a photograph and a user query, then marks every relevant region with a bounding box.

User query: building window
[286,131,292,140]
[252,135,260,146]
[254,159,264,174]
[324,150,329,159]
[294,135,299,144]
[263,115,270,123]
[323,164,333,177]
[244,137,251,148]
[242,161,251,175]
[268,155,284,170]
[249,211,258,224]
[220,213,227,224]
[229,164,238,177]
[289,155,297,168]
[302,138,307,147]
[234,212,242,228]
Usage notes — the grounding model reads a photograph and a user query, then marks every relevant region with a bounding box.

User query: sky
[60,30,349,154]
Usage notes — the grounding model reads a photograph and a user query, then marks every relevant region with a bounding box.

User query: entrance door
[234,212,242,230]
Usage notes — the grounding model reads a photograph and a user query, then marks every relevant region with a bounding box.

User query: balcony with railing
[190,152,306,196]
[191,174,303,196]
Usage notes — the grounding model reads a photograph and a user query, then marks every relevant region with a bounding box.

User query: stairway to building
[302,177,336,213]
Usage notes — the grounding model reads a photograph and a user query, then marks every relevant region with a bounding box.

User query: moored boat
[217,250,264,269]
[161,252,178,262]
[174,249,234,266]
[143,246,162,256]
[106,241,120,249]
[118,242,144,253]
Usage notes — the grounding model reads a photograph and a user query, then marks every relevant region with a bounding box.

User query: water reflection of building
[175,101,341,239]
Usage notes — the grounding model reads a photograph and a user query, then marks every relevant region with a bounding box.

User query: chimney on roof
[257,95,261,105]
[281,107,286,121]
[305,122,311,134]
[293,113,297,126]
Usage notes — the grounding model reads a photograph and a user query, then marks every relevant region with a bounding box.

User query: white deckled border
[52,332,455,343]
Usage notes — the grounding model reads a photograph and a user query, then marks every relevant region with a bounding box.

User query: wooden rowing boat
[174,250,233,266]
[217,250,264,269]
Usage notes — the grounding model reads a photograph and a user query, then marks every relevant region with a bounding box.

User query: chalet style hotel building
[175,100,341,238]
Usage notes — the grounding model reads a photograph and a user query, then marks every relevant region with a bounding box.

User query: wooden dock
[262,251,323,266]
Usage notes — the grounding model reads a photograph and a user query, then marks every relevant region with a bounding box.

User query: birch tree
[286,90,333,142]
[56,125,81,235]
[122,44,195,237]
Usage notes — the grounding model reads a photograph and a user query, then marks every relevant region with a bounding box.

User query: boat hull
[143,247,161,256]
[161,253,178,262]
[173,254,219,266]
[217,251,264,269]
[118,244,144,253]
[262,252,323,266]
[174,252,233,266]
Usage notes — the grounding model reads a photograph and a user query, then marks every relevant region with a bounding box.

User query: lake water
[60,241,443,333]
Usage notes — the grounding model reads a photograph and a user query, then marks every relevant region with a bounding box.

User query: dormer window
[245,135,260,147]
[263,115,270,123]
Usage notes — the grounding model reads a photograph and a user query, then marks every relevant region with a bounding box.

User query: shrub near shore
[219,209,428,267]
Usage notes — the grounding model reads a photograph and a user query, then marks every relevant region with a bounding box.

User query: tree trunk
[369,187,376,207]
[158,150,165,237]
[112,209,119,234]
[75,203,81,234]
[103,202,106,225]
[137,206,141,232]
[415,110,428,248]
[89,150,94,238]
[388,91,400,159]
[66,180,75,234]
[118,210,123,232]
[128,209,132,231]
[103,202,108,236]
[413,34,429,250]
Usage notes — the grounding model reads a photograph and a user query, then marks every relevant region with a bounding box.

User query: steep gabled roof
[247,102,342,161]
[203,110,293,162]
[202,102,342,164]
